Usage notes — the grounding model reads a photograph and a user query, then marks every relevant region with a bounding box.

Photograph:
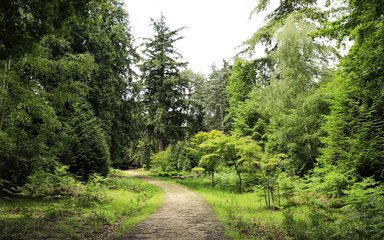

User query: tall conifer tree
[140,15,188,152]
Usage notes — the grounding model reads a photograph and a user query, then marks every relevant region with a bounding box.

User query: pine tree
[140,15,188,152]
[202,62,231,132]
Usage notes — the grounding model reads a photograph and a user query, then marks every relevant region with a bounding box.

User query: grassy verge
[0,170,164,240]
[150,174,307,240]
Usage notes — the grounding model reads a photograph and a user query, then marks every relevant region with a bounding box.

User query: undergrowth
[0,168,164,240]
[152,173,384,240]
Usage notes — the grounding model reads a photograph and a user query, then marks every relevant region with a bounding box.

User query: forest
[0,0,383,239]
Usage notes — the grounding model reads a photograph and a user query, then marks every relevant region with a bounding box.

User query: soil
[118,171,231,240]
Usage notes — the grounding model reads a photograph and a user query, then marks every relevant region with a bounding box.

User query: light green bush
[20,165,84,197]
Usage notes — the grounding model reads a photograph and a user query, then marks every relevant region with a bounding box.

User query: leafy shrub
[277,173,296,206]
[191,167,205,177]
[282,179,384,240]
[77,181,108,207]
[214,171,239,192]
[20,166,84,197]
[158,171,178,177]
[150,149,169,171]
[338,180,384,239]
[319,170,351,198]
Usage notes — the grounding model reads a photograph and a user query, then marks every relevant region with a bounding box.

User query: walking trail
[119,171,230,240]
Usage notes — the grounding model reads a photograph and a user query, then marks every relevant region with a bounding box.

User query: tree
[202,62,231,131]
[60,108,110,181]
[16,35,111,182]
[240,1,337,175]
[0,0,90,60]
[181,69,207,136]
[198,130,226,186]
[66,0,139,166]
[0,0,134,187]
[0,61,60,188]
[226,58,268,145]
[319,0,384,181]
[140,15,188,152]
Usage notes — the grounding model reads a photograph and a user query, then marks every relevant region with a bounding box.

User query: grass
[0,170,165,240]
[150,173,309,240]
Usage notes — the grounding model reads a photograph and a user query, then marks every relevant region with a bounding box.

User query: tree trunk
[211,171,215,187]
[271,184,275,210]
[234,163,242,193]
[159,135,165,152]
[277,183,281,206]
[0,59,11,131]
[302,102,315,167]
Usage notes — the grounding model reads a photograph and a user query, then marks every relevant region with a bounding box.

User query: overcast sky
[123,0,272,75]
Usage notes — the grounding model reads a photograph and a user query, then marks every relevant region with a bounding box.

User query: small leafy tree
[199,153,221,187]
[150,148,170,172]
[260,154,287,209]
[198,130,225,186]
[232,136,263,193]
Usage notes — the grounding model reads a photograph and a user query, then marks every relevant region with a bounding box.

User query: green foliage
[181,69,207,135]
[1,172,164,239]
[202,63,231,131]
[282,180,384,240]
[320,0,384,181]
[67,0,139,165]
[0,57,61,188]
[0,0,89,59]
[150,142,184,172]
[340,180,384,239]
[158,130,264,192]
[60,112,110,181]
[20,166,83,198]
[213,171,239,191]
[236,6,337,176]
[150,148,170,172]
[77,174,109,207]
[319,170,350,198]
[140,15,188,152]
[0,0,138,191]
[191,167,205,177]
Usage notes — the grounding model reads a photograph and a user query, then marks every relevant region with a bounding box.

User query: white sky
[123,0,271,75]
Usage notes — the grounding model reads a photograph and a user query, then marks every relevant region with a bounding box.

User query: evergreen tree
[202,62,231,132]
[181,69,207,136]
[320,0,384,180]
[140,15,188,152]
[65,0,139,166]
[238,0,337,174]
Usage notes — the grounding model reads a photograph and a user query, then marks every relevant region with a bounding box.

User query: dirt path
[118,171,230,240]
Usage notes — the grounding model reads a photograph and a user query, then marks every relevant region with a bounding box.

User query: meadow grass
[0,171,164,240]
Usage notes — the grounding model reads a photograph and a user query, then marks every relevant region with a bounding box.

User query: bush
[214,171,239,192]
[191,167,205,177]
[150,149,169,171]
[320,170,351,198]
[20,166,84,197]
[158,171,179,177]
[77,174,109,207]
[338,180,384,239]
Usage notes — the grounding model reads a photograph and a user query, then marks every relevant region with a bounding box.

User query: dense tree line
[0,0,138,189]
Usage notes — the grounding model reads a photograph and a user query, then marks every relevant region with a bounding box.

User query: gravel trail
[119,171,230,240]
